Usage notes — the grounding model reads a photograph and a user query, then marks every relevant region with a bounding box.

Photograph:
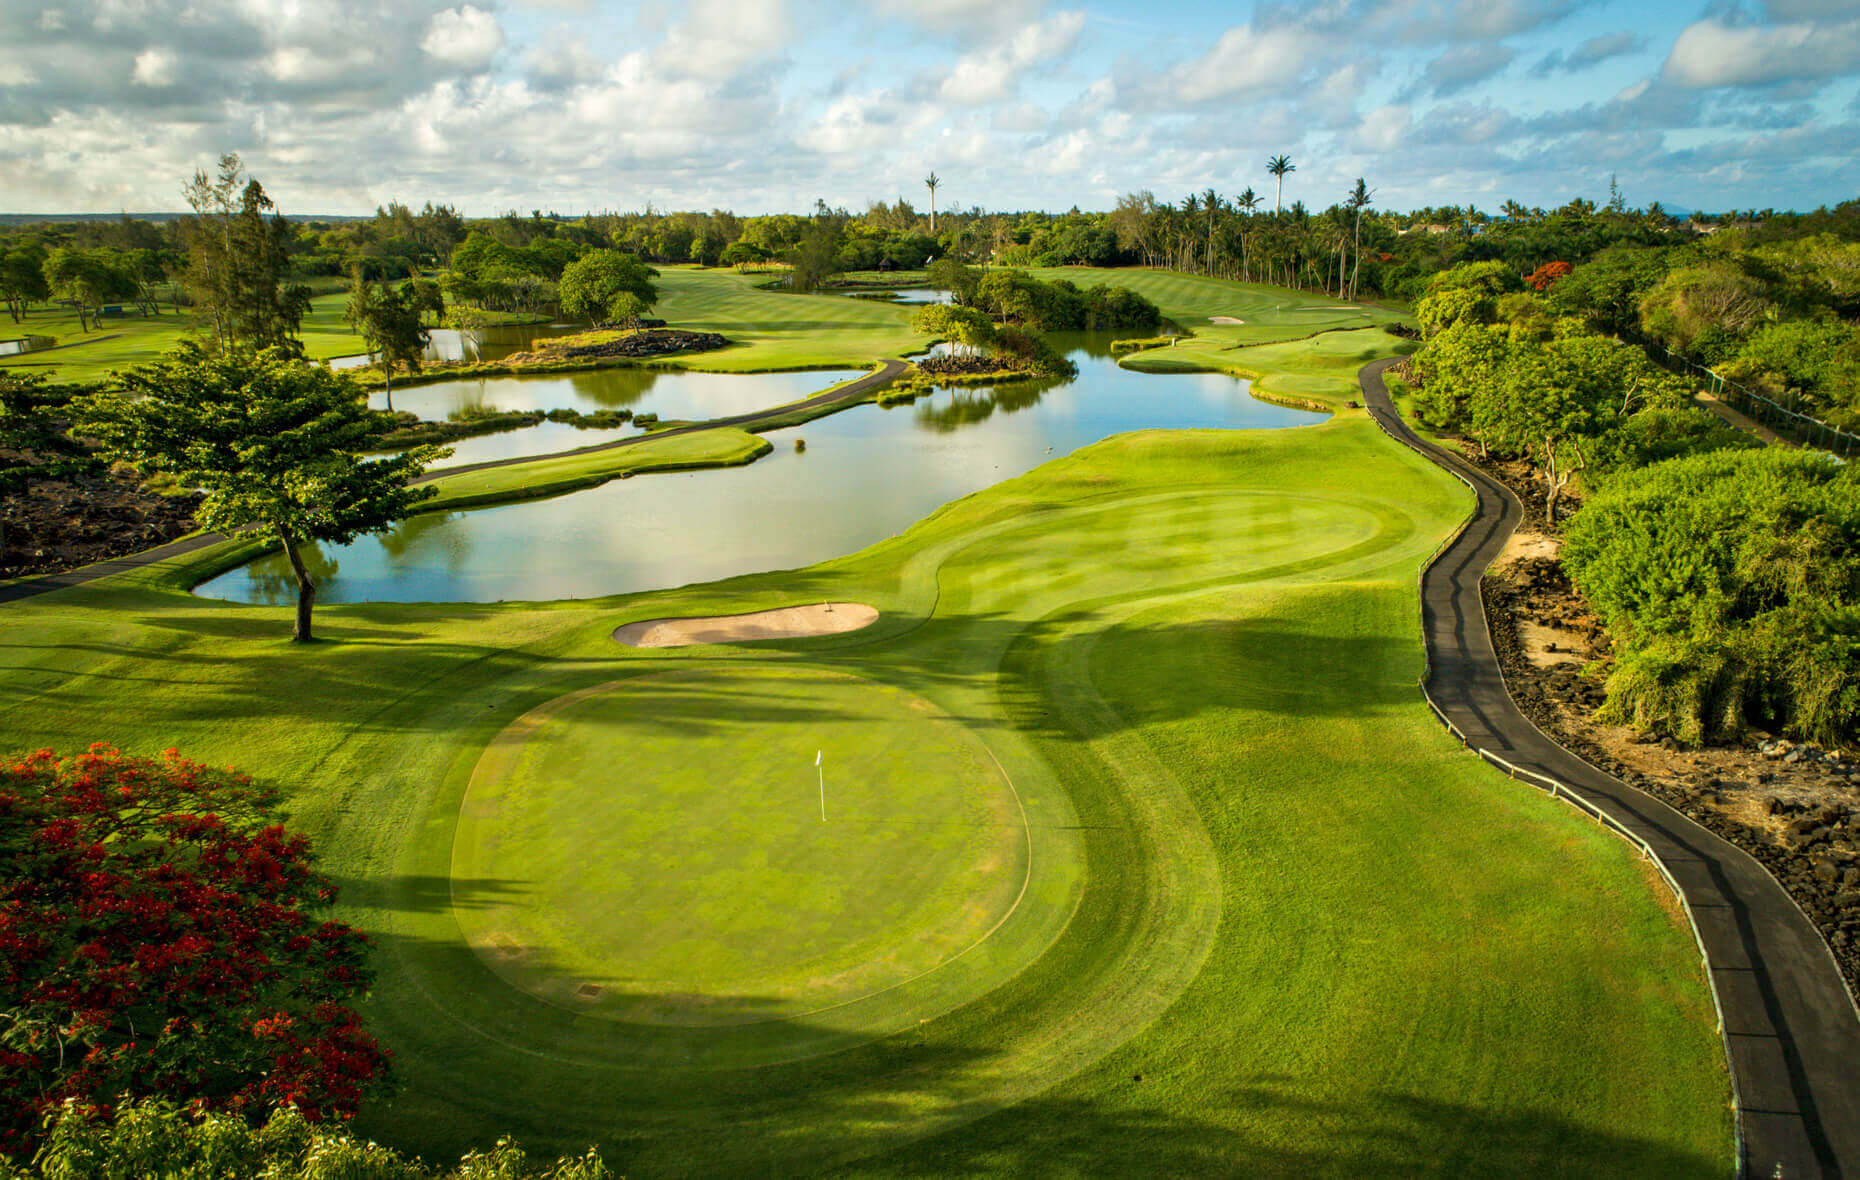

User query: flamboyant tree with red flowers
[1526,260,1574,291]
[0,745,390,1157]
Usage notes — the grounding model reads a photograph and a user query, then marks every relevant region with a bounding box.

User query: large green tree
[42,248,136,333]
[74,345,444,642]
[557,249,660,325]
[0,243,49,324]
[345,271,430,411]
[180,154,295,352]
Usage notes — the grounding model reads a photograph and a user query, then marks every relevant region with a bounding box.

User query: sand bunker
[612,603,879,647]
[1209,315,1246,324]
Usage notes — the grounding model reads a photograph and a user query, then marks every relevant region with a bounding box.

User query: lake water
[197,334,1322,605]
[329,323,583,371]
[370,368,865,469]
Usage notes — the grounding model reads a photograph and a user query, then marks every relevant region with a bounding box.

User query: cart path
[1361,355,1860,1179]
[0,358,908,606]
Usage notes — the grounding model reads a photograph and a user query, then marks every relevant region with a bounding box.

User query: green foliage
[969,270,1161,331]
[556,251,659,325]
[1719,318,1860,426]
[909,304,995,355]
[346,274,430,400]
[1637,261,1775,359]
[1545,246,1672,334]
[0,242,50,323]
[924,257,982,304]
[8,1099,609,1180]
[72,345,443,640]
[1564,448,1860,745]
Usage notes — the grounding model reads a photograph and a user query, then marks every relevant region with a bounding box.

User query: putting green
[452,666,1031,1039]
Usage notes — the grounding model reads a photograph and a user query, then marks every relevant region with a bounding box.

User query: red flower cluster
[1526,260,1574,291]
[0,745,391,1157]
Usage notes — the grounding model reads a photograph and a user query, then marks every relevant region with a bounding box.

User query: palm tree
[1235,188,1261,281]
[1346,178,1374,301]
[1267,155,1295,215]
[1202,188,1221,277]
[924,172,940,235]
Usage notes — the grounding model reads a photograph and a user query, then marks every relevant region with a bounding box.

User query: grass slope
[0,404,1729,1175]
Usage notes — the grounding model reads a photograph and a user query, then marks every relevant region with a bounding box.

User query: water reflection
[0,335,56,357]
[329,323,583,371]
[198,333,1323,606]
[374,368,865,470]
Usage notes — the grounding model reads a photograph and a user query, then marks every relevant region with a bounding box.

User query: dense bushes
[3,1099,609,1178]
[0,747,390,1156]
[968,270,1162,332]
[1563,450,1860,746]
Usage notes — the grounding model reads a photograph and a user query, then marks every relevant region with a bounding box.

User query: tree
[42,248,135,333]
[557,250,660,325]
[1346,178,1374,301]
[73,345,444,642]
[0,746,392,1155]
[924,172,940,235]
[0,243,49,323]
[346,271,429,411]
[1268,154,1296,215]
[910,304,996,356]
[924,256,982,305]
[180,154,295,352]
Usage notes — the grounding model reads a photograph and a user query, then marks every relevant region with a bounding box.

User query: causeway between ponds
[1360,355,1860,1179]
[0,358,909,606]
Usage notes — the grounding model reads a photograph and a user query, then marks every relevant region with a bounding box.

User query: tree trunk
[379,354,393,412]
[278,523,316,643]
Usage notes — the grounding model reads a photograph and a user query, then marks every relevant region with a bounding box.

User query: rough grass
[0,403,1730,1175]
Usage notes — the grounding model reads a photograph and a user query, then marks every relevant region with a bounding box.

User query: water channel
[197,334,1323,605]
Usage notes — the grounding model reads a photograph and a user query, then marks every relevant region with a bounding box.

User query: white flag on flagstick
[815,750,822,766]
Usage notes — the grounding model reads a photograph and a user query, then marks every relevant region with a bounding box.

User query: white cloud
[131,47,178,87]
[1415,43,1516,96]
[1353,104,1413,152]
[869,0,1046,41]
[658,0,791,81]
[937,11,1086,105]
[1663,16,1860,88]
[421,5,505,68]
[1164,23,1317,103]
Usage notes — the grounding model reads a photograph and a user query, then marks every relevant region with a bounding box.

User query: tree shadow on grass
[349,920,1724,1178]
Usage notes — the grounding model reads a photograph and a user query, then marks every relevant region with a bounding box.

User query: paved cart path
[0,358,908,606]
[1361,356,1860,1179]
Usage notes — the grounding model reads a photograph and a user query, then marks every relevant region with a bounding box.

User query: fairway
[453,666,1035,1045]
[0,301,1732,1174]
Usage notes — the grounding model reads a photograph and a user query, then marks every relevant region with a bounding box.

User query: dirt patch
[1208,316,1246,325]
[612,602,878,648]
[2,467,201,582]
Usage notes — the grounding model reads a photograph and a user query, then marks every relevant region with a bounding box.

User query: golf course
[0,268,1733,1174]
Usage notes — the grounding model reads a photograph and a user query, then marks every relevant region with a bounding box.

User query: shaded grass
[0,404,1729,1175]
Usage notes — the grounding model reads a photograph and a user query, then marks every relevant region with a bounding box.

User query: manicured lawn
[0,292,368,383]
[0,384,1730,1176]
[1023,265,1410,345]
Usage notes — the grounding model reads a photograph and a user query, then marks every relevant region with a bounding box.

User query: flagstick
[816,750,826,822]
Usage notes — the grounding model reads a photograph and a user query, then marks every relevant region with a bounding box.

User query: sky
[2,0,1858,217]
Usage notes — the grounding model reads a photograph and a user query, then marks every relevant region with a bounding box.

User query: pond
[328,322,584,371]
[196,334,1323,606]
[0,335,56,357]
[370,368,866,469]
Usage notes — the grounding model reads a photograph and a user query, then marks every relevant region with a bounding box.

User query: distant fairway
[452,665,1043,1056]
